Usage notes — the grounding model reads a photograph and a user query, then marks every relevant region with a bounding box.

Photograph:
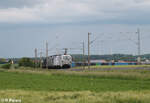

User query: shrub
[18,57,34,67]
[1,63,11,69]
[14,65,19,69]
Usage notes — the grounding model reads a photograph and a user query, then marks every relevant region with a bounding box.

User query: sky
[0,0,150,58]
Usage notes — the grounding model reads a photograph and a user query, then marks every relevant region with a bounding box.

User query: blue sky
[0,0,150,58]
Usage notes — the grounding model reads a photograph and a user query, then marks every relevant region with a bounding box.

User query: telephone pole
[88,32,91,69]
[46,42,48,69]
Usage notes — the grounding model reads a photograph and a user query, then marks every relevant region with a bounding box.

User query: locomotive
[42,54,72,69]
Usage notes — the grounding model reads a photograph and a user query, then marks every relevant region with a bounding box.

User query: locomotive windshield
[63,55,71,61]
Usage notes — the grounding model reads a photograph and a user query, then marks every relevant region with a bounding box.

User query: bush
[14,64,19,69]
[1,63,11,69]
[18,57,34,67]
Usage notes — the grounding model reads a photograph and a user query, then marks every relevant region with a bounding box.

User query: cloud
[0,0,150,24]
[0,0,42,8]
[0,8,42,23]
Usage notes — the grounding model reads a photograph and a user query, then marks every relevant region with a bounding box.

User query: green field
[75,64,150,69]
[0,67,150,103]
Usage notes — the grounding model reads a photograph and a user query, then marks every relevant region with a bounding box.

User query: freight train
[42,54,72,69]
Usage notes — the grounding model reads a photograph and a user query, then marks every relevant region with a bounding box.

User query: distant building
[118,60,127,63]
[90,60,107,63]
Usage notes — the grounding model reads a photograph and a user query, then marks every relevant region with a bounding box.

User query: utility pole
[88,32,91,69]
[34,48,38,68]
[40,52,43,68]
[110,47,113,55]
[137,28,141,64]
[82,41,85,69]
[46,42,48,69]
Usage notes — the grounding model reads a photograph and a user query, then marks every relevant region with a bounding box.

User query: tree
[18,57,34,67]
[0,58,7,64]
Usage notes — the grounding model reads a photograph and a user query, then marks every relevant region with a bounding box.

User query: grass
[5,66,150,80]
[0,67,150,103]
[0,69,150,92]
[74,64,150,69]
[0,64,6,67]
[0,90,150,103]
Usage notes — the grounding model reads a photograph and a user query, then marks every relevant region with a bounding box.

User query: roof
[90,60,107,63]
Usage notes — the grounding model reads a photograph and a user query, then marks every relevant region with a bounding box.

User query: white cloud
[0,8,42,23]
[0,0,150,24]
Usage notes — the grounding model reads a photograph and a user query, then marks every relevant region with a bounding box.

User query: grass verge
[0,90,150,103]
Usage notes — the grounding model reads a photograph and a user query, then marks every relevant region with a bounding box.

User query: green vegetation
[0,67,150,103]
[0,90,150,103]
[75,64,150,69]
[0,58,7,64]
[1,63,11,69]
[18,57,34,67]
[0,68,150,92]
[72,54,150,62]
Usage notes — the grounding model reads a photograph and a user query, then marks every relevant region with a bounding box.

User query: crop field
[0,66,150,103]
